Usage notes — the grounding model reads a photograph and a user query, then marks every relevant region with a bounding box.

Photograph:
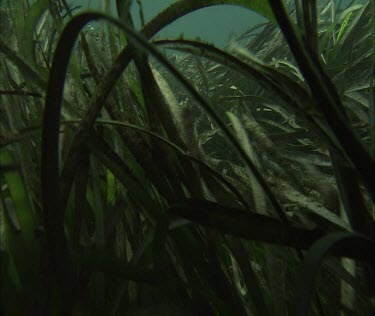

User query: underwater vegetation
[0,0,374,315]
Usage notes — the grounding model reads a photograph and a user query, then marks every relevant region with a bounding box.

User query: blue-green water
[76,0,264,47]
[75,0,362,47]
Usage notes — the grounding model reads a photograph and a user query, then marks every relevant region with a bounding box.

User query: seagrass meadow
[0,0,374,315]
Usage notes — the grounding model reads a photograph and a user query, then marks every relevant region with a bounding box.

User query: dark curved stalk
[292,232,374,316]
[170,199,374,262]
[43,13,297,307]
[38,2,277,305]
